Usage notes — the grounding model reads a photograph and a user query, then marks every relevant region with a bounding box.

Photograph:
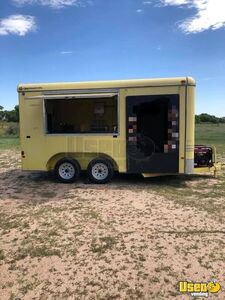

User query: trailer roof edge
[17,76,196,92]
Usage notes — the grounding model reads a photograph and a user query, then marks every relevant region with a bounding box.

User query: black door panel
[126,95,179,173]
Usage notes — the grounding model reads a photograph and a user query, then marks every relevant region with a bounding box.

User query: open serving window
[44,93,118,134]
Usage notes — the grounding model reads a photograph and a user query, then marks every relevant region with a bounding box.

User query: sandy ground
[0,150,225,300]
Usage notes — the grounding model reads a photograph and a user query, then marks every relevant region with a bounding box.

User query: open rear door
[126,94,180,174]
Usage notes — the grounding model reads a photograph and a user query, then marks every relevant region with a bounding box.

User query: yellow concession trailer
[18,77,220,183]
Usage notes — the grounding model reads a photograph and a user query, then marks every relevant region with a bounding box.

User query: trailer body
[18,77,219,182]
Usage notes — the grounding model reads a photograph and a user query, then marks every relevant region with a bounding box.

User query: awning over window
[25,93,118,100]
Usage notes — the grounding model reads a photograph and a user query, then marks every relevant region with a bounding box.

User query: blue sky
[0,0,225,116]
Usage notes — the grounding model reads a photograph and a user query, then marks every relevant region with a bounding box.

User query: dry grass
[0,150,225,299]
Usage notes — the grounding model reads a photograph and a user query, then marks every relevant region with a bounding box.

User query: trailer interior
[45,95,118,134]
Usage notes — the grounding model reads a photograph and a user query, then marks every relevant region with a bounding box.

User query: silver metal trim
[26,93,118,100]
[44,88,119,95]
[44,133,119,137]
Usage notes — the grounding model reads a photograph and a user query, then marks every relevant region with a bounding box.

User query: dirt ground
[0,150,225,300]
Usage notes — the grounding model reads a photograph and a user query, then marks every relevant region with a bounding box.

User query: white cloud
[160,0,191,5]
[60,51,73,54]
[136,9,144,13]
[0,15,36,36]
[143,1,152,4]
[12,0,91,8]
[159,0,225,33]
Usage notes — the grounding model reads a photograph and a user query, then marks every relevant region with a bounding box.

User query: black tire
[87,158,114,184]
[54,158,80,183]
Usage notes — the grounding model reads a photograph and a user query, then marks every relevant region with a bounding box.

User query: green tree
[3,105,19,122]
[14,105,19,122]
[195,115,201,124]
[0,105,4,121]
[196,113,220,124]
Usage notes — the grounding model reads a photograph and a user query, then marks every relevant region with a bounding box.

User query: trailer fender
[46,152,119,172]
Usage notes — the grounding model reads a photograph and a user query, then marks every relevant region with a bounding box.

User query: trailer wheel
[55,158,80,183]
[87,158,114,184]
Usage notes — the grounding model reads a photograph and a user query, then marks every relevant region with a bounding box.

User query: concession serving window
[43,93,119,134]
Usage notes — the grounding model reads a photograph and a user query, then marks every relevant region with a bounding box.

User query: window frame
[43,92,120,136]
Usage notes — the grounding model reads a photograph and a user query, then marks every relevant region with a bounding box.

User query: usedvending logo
[179,280,221,297]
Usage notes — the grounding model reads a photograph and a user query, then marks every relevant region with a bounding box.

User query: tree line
[0,105,19,122]
[0,105,224,124]
[195,113,225,124]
